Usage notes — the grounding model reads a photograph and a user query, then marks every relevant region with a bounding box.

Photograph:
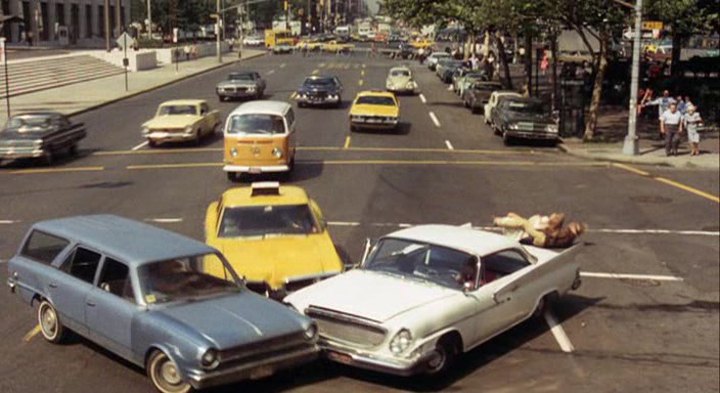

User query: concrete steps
[0,55,125,99]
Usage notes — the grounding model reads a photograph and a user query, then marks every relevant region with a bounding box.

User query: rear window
[21,231,69,264]
[356,96,396,106]
[227,114,286,135]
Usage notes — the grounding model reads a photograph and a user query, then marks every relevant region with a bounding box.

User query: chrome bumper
[145,131,195,143]
[0,148,46,159]
[188,345,319,389]
[505,131,558,140]
[321,340,433,376]
[223,164,290,173]
[218,90,257,97]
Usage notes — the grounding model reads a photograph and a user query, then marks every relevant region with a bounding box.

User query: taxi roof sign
[251,182,281,196]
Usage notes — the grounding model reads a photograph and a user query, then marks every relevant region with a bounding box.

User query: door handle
[49,283,58,289]
[86,301,96,307]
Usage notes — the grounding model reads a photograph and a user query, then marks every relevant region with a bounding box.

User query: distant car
[426,52,451,70]
[462,81,504,114]
[438,61,464,83]
[205,182,345,299]
[492,97,559,145]
[0,112,86,166]
[285,224,582,377]
[349,90,400,132]
[485,91,522,124]
[295,75,344,108]
[321,40,355,53]
[242,35,264,46]
[454,71,487,97]
[385,66,418,94]
[272,43,294,54]
[7,215,320,393]
[216,71,266,101]
[223,100,297,180]
[141,99,221,147]
[410,38,434,50]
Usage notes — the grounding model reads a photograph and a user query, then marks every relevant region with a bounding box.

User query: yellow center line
[127,163,223,170]
[319,62,326,68]
[362,64,366,68]
[7,166,105,174]
[311,69,319,75]
[613,163,719,203]
[361,70,365,76]
[358,79,364,86]
[344,136,351,149]
[23,325,41,342]
[94,148,222,156]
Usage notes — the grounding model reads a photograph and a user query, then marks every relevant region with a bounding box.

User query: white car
[285,224,582,376]
[385,66,418,94]
[425,52,451,70]
[242,35,263,46]
[484,90,522,124]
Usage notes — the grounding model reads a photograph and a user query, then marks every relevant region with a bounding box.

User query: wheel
[148,139,157,148]
[335,97,342,108]
[147,350,192,393]
[226,172,236,182]
[502,131,513,145]
[194,131,202,146]
[44,150,55,166]
[350,124,357,132]
[38,300,65,343]
[68,144,79,156]
[218,95,225,102]
[425,335,460,376]
[298,102,306,108]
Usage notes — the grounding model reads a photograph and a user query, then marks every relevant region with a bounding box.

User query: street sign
[642,21,663,31]
[115,32,134,49]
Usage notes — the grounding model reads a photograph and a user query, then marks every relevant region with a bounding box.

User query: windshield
[304,77,336,87]
[474,83,502,91]
[390,70,411,77]
[229,73,254,81]
[506,101,548,114]
[356,96,396,106]
[364,238,477,290]
[138,254,240,304]
[227,113,286,135]
[5,115,53,131]
[218,204,319,237]
[158,105,197,116]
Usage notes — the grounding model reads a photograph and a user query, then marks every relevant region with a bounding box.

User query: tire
[147,350,192,393]
[68,144,79,156]
[503,131,513,146]
[226,172,236,182]
[218,95,225,102]
[194,131,202,146]
[44,150,55,166]
[38,300,65,343]
[148,139,157,148]
[425,335,460,376]
[298,102,306,108]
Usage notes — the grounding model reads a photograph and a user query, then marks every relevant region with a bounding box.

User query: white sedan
[484,90,522,124]
[285,224,582,376]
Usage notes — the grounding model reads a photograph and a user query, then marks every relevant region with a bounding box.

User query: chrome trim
[222,164,289,173]
[306,306,385,327]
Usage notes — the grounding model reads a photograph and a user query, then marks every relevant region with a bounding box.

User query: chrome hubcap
[41,307,56,335]
[160,361,182,385]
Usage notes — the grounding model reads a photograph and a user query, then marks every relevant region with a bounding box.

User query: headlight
[272,147,283,158]
[230,147,238,157]
[200,348,219,369]
[33,139,43,147]
[508,123,520,130]
[304,323,318,340]
[545,124,558,133]
[184,125,194,134]
[247,86,256,91]
[389,329,413,355]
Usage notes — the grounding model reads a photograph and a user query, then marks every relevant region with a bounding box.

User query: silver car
[216,71,266,101]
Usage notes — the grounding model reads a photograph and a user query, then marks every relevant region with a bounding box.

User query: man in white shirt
[660,103,683,156]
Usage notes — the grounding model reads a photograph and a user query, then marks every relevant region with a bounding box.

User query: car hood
[387,76,413,85]
[350,104,399,117]
[286,270,456,323]
[505,113,554,124]
[212,234,343,289]
[298,85,339,94]
[217,81,256,88]
[157,292,306,349]
[143,115,202,129]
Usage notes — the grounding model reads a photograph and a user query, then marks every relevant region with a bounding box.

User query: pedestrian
[417,47,425,64]
[643,89,675,120]
[183,44,191,61]
[493,212,586,249]
[660,102,683,156]
[190,43,198,59]
[676,95,687,114]
[540,50,549,75]
[228,37,235,52]
[683,105,703,156]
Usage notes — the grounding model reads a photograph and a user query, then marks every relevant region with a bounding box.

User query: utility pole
[147,0,152,39]
[216,0,222,63]
[622,0,642,156]
[115,0,122,38]
[104,0,111,51]
[284,0,289,31]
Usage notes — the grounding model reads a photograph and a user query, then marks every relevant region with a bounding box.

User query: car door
[85,257,137,360]
[286,108,297,158]
[199,103,211,134]
[50,246,104,336]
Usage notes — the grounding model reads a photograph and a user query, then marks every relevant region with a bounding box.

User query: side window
[21,231,70,265]
[61,247,102,284]
[200,104,209,115]
[98,258,135,302]
[285,109,295,128]
[483,249,530,279]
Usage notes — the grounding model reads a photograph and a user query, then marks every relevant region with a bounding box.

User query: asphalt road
[0,51,718,393]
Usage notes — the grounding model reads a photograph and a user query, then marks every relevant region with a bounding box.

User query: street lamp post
[622,0,642,155]
[216,0,222,63]
[147,0,152,39]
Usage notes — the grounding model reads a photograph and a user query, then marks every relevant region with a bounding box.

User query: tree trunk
[525,31,532,96]
[670,32,682,77]
[550,33,559,110]
[495,32,513,89]
[583,32,609,141]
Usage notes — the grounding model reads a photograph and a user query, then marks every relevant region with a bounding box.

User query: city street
[1,52,718,393]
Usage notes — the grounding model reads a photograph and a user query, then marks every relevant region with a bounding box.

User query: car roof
[221,185,310,207]
[228,100,291,116]
[12,111,64,118]
[356,90,396,98]
[504,96,545,104]
[229,71,255,76]
[304,75,336,80]
[493,91,522,97]
[159,99,205,106]
[389,66,411,72]
[385,224,520,257]
[32,215,216,266]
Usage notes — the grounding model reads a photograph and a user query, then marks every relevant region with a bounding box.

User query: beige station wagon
[141,99,221,147]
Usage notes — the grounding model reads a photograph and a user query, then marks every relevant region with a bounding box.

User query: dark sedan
[0,112,86,165]
[492,97,559,145]
[296,75,344,108]
[438,61,464,83]
[462,81,504,114]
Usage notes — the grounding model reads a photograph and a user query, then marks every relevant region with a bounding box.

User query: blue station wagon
[6,215,319,393]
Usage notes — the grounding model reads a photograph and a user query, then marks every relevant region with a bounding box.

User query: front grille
[306,307,386,348]
[151,128,185,133]
[0,140,35,147]
[219,332,307,364]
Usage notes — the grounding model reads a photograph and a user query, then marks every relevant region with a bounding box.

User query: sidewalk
[0,49,266,124]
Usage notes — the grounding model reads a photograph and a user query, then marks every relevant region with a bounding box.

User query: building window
[98,5,104,36]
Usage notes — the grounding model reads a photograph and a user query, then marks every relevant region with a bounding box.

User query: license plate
[327,351,353,365]
[249,365,274,379]
[366,119,380,123]
[248,167,262,174]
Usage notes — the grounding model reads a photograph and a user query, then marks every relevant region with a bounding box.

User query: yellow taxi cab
[204,182,344,298]
[223,100,296,181]
[410,38,434,49]
[348,90,400,132]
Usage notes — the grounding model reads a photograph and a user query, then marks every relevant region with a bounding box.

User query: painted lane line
[289,92,298,100]
[580,272,683,282]
[344,136,351,149]
[445,140,454,150]
[9,166,104,175]
[419,94,427,104]
[361,69,365,76]
[312,69,320,75]
[267,69,275,75]
[613,163,719,204]
[146,218,184,224]
[544,311,575,353]
[591,228,719,236]
[358,79,364,86]
[319,62,326,68]
[131,141,149,151]
[23,325,41,343]
[428,111,441,127]
[280,63,286,68]
[127,163,222,170]
[0,220,19,224]
[362,64,366,68]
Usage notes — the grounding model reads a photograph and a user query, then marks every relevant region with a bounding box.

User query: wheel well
[438,331,463,354]
[144,347,162,368]
[31,294,44,307]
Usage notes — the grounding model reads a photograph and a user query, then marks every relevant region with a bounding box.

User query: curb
[558,143,719,170]
[67,51,266,118]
